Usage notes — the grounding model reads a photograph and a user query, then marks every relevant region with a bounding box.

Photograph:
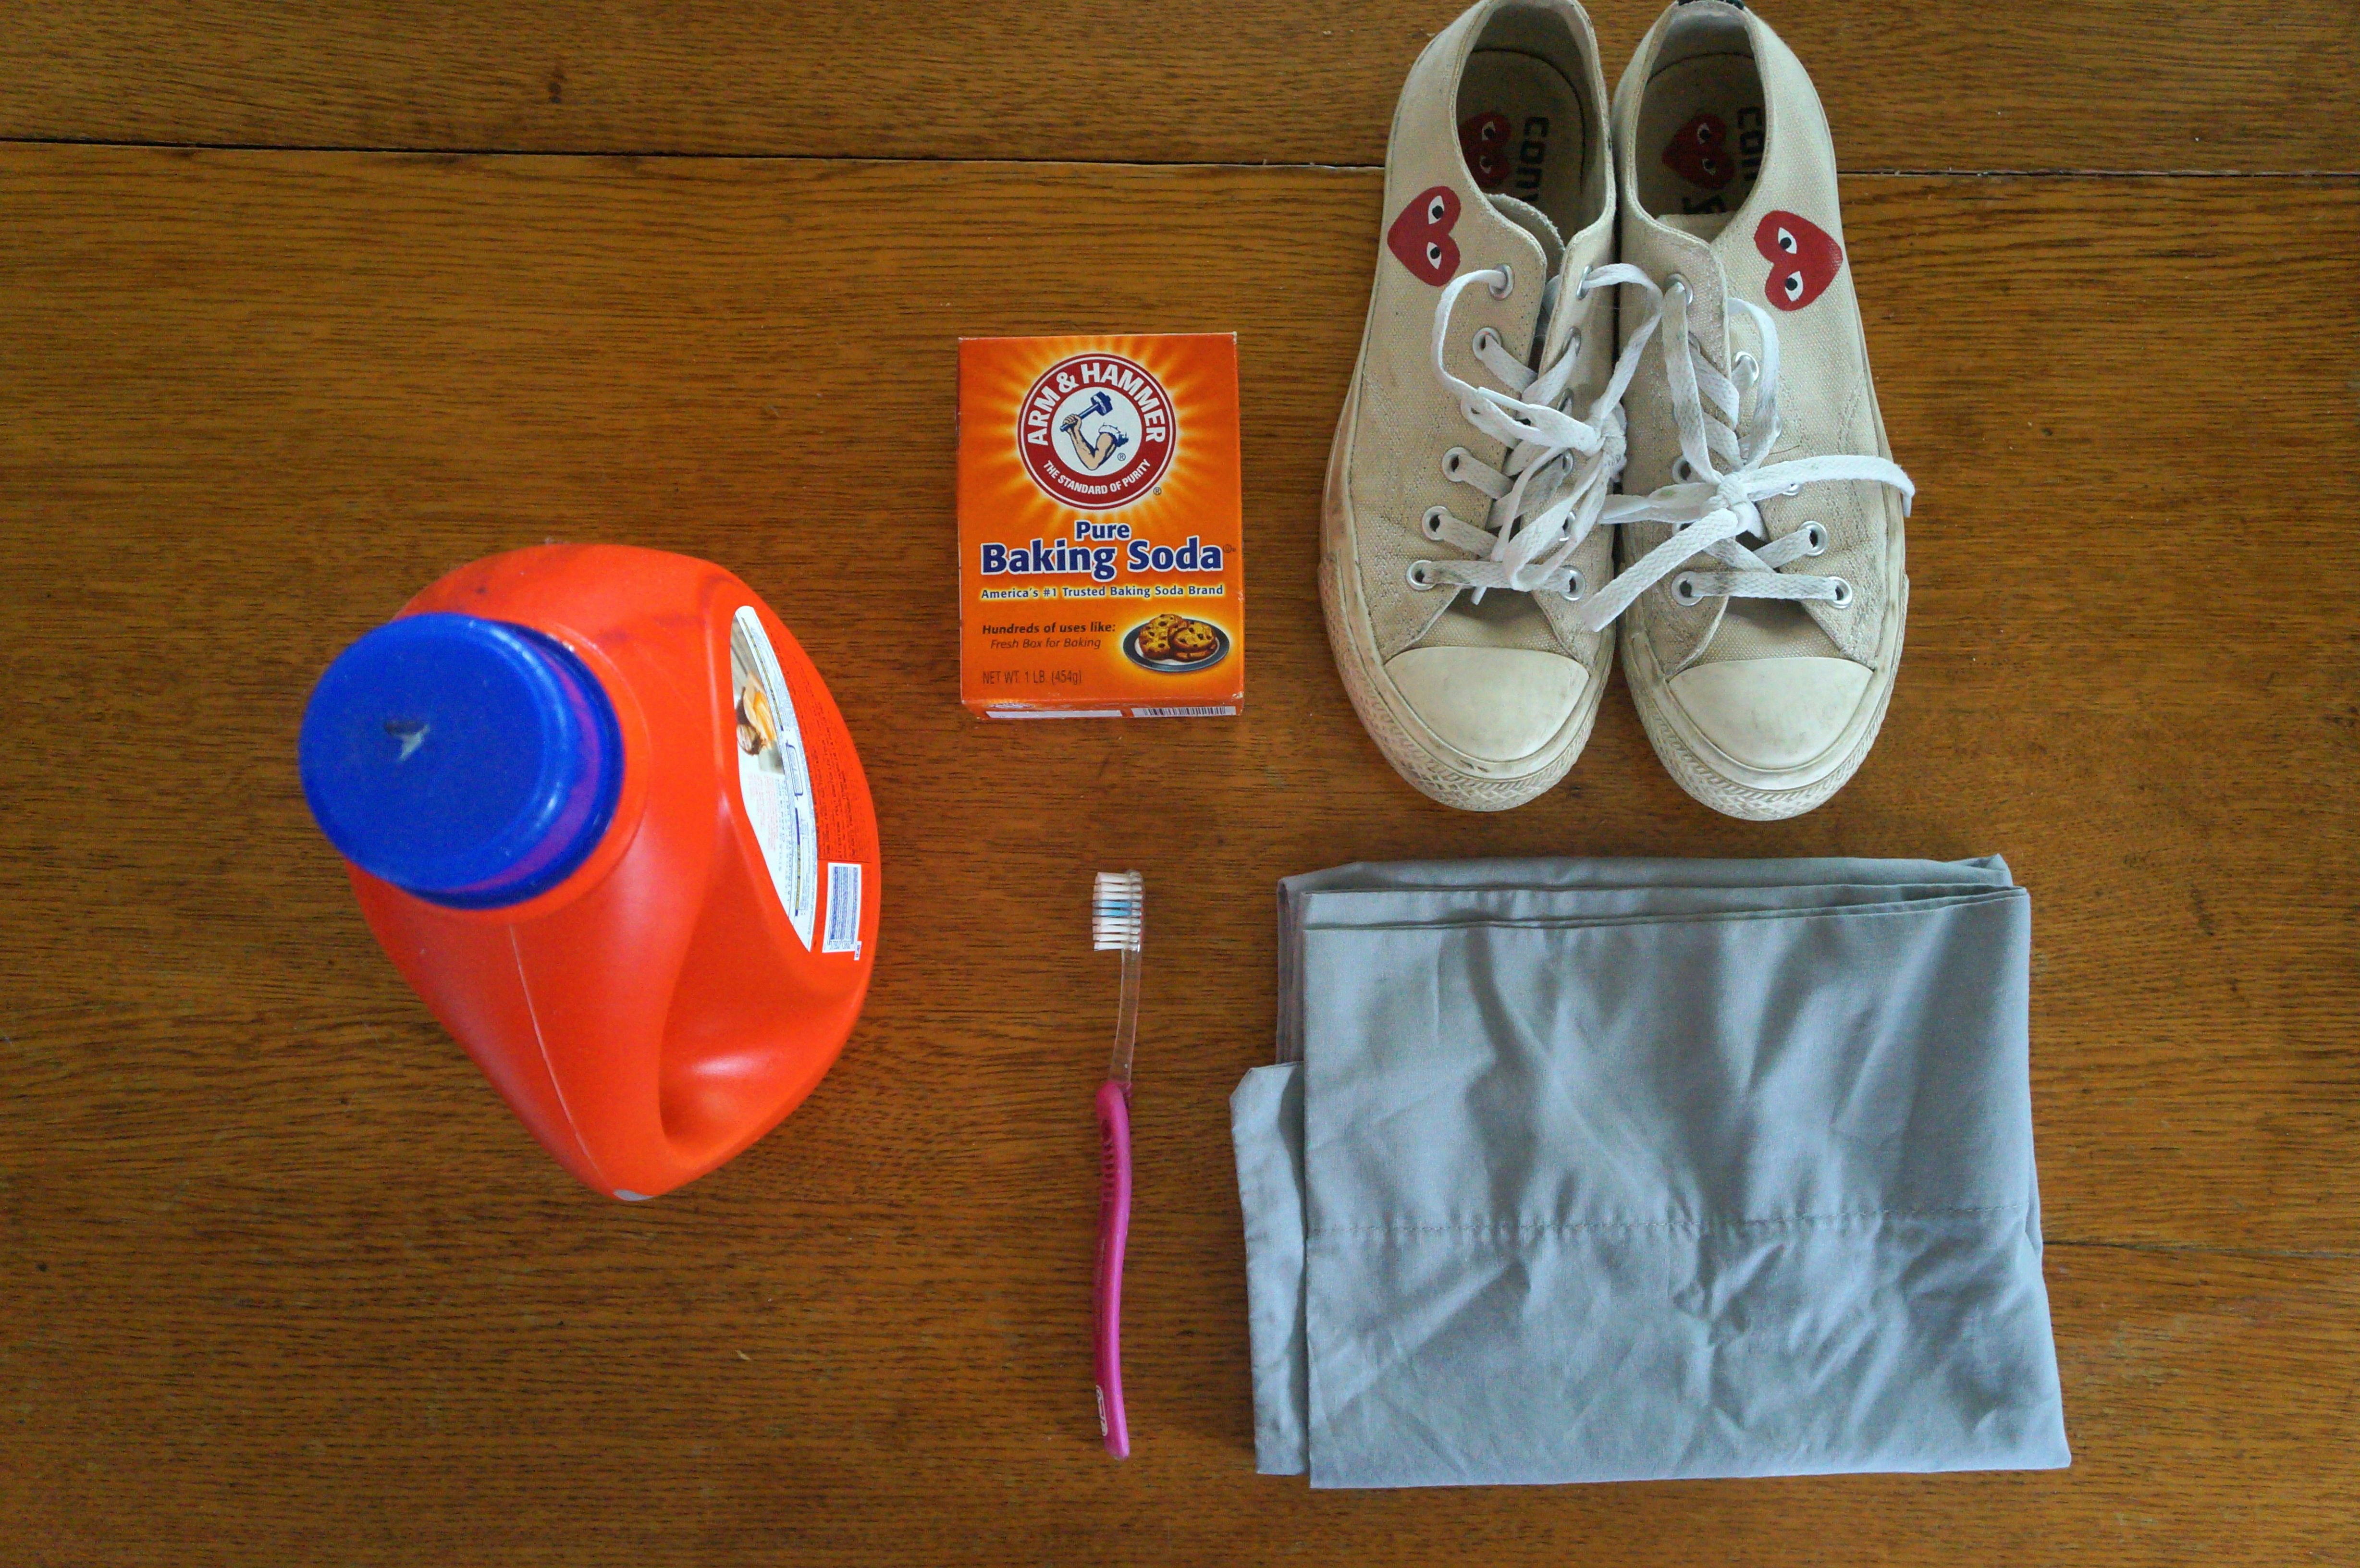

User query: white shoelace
[1572,272,1915,634]
[1411,261,1663,602]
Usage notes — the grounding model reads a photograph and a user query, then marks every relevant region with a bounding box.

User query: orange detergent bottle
[297,545,880,1200]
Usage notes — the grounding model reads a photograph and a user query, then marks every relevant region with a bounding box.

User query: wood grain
[0,148,2354,1563]
[2,1,2355,172]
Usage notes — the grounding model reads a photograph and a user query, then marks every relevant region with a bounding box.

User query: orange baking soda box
[958,333,1243,718]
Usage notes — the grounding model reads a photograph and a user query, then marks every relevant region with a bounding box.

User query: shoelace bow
[1413,264,1914,636]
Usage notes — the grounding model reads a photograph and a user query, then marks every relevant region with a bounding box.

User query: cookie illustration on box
[1169,621,1218,662]
[1121,614,1229,673]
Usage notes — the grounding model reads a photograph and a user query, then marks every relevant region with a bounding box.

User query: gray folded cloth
[1232,856,2069,1489]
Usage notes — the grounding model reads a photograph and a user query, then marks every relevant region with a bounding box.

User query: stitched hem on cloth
[1315,1204,2032,1238]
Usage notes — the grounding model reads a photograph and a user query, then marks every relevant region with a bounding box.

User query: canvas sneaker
[1322,0,1623,811]
[1583,0,1915,820]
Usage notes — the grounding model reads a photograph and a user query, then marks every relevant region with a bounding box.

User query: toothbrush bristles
[1092,870,1144,951]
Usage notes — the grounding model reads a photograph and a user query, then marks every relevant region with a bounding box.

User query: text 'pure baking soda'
[958,334,1244,718]
[295,545,881,1201]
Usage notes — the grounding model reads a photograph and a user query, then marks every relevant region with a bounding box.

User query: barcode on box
[822,862,862,956]
[1131,705,1239,718]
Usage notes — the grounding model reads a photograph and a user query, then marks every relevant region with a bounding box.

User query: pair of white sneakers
[1323,0,1914,817]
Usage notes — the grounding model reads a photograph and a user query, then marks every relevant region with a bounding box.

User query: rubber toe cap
[1384,646,1587,764]
[1667,656,1873,772]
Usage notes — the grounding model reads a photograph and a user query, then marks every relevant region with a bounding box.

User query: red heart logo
[1662,112,1733,191]
[1755,210,1844,310]
[1387,185,1463,286]
[1459,112,1511,190]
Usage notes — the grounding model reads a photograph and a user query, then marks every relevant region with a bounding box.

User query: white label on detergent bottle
[821,862,863,958]
[729,606,819,950]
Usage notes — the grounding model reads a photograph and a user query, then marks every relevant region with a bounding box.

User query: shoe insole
[1634,51,1766,238]
[1455,49,1591,240]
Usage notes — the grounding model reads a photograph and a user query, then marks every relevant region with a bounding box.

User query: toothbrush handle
[1093,1078,1132,1459]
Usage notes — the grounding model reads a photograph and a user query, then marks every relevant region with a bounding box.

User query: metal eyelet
[1802,522,1828,556]
[1406,561,1438,591]
[1733,350,1759,389]
[1487,265,1513,300]
[1442,447,1469,480]
[1673,574,1702,606]
[1568,331,1583,356]
[1672,457,1694,482]
[1666,275,1692,306]
[1828,576,1855,609]
[1564,570,1586,601]
[1421,506,1449,540]
[1472,327,1500,356]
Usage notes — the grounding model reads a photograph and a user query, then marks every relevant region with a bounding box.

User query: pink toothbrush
[1091,870,1143,1459]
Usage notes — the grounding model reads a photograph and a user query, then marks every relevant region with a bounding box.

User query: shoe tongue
[1487,193,1563,275]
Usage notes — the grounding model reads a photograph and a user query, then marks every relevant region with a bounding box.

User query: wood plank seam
[9,136,2360,183]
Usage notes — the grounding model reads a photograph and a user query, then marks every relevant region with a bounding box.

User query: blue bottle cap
[298,612,625,908]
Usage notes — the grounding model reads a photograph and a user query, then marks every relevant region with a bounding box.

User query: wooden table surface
[2,3,2353,1563]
